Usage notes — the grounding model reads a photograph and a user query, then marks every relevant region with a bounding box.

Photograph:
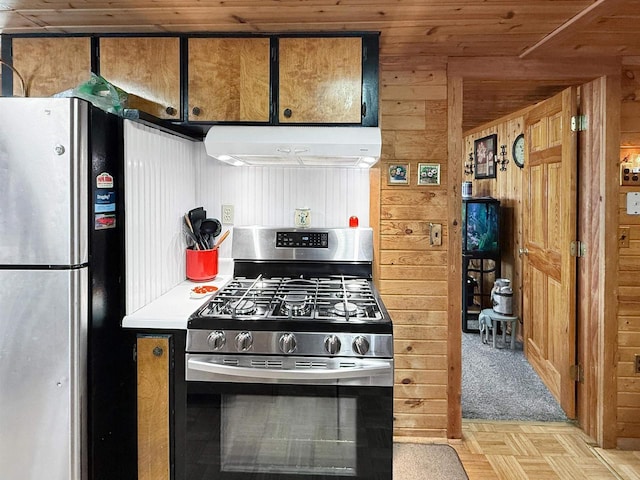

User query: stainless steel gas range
[182,226,393,480]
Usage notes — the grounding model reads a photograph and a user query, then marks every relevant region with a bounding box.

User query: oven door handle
[187,358,392,381]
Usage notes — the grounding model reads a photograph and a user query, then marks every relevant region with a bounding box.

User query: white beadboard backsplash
[124,121,199,314]
[125,127,370,314]
[195,144,371,260]
[198,161,371,227]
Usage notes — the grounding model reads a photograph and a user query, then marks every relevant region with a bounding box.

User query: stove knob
[352,336,370,356]
[279,333,297,354]
[324,335,342,355]
[235,331,253,352]
[207,331,226,351]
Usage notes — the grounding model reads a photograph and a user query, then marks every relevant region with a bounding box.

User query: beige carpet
[393,443,469,480]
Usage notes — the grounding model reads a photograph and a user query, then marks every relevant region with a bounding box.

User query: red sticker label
[96,172,114,189]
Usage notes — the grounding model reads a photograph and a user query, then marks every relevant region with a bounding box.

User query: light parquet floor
[451,420,640,480]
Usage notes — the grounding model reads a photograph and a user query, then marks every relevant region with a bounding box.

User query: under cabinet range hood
[204,125,381,168]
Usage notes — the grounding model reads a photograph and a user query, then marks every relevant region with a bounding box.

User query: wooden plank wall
[377,54,449,438]
[618,60,640,448]
[463,114,529,323]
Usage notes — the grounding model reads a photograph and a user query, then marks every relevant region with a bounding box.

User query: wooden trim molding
[520,0,630,59]
[448,56,621,80]
[602,74,621,449]
[447,75,463,439]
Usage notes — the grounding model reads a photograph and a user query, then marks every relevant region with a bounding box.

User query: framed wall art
[474,133,497,179]
[417,163,440,185]
[388,163,409,185]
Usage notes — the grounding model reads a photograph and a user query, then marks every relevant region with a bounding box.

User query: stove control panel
[276,231,329,248]
[187,330,393,358]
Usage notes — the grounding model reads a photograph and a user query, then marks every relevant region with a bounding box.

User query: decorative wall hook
[464,152,474,175]
[496,144,509,171]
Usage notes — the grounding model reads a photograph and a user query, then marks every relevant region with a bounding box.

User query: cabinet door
[11,37,91,97]
[100,37,180,120]
[279,37,362,124]
[188,37,271,122]
[137,335,170,480]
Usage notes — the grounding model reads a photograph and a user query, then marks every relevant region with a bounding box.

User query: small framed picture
[388,164,409,185]
[417,163,441,185]
[474,133,497,179]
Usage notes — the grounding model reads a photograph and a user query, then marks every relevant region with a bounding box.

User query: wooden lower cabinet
[137,335,171,480]
[11,37,91,97]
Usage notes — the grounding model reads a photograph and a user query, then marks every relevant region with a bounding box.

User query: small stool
[479,308,518,349]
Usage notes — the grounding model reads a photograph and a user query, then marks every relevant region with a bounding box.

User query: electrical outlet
[222,204,234,224]
[636,354,640,374]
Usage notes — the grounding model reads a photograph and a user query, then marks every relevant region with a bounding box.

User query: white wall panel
[195,145,371,259]
[124,122,199,314]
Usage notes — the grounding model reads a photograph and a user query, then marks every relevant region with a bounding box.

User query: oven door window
[221,394,356,476]
[185,384,392,480]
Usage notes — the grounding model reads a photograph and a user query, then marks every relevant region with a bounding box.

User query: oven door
[184,354,393,480]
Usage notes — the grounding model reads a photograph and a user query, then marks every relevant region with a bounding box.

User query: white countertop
[122,258,232,330]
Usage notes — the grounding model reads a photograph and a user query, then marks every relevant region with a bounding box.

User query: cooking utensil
[182,223,200,249]
[193,218,204,248]
[188,207,206,227]
[199,218,220,249]
[184,213,200,250]
[213,229,230,249]
[200,218,222,237]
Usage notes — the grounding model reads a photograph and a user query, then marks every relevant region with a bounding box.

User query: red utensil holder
[186,248,218,281]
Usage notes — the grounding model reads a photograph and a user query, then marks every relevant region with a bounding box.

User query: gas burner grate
[195,275,384,322]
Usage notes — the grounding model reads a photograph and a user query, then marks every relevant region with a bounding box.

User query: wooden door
[188,37,271,122]
[278,37,362,124]
[137,335,170,480]
[100,37,180,120]
[522,87,578,418]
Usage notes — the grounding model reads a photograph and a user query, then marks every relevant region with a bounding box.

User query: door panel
[278,37,362,124]
[0,97,88,266]
[0,268,87,480]
[188,37,271,122]
[523,87,578,418]
[100,37,180,120]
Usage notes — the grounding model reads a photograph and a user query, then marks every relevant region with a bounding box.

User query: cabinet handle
[153,346,164,357]
[518,248,529,256]
[165,106,177,116]
[362,102,367,117]
[283,108,292,118]
[192,107,201,116]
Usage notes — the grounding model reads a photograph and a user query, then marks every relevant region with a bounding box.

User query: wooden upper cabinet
[278,37,362,124]
[188,37,271,122]
[11,37,91,97]
[99,37,180,120]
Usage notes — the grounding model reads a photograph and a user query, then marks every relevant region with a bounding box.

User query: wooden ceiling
[1,0,638,131]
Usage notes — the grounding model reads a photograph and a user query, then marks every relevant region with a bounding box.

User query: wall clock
[512,133,525,168]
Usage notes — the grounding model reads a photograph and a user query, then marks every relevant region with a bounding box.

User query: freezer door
[0,97,89,266]
[0,269,88,480]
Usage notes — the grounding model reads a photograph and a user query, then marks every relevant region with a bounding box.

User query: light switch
[429,223,442,246]
[627,192,640,215]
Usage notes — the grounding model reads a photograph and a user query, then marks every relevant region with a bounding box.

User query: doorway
[450,74,620,448]
[460,87,579,423]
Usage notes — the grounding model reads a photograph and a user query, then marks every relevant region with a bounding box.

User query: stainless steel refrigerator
[0,97,135,480]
